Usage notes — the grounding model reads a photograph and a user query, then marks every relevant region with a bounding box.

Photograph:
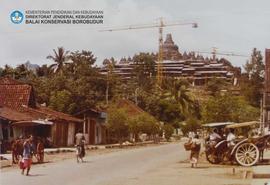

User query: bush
[163,124,174,141]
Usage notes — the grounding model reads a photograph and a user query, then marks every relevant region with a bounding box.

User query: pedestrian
[75,130,86,162]
[190,134,201,168]
[21,135,34,176]
[188,131,195,139]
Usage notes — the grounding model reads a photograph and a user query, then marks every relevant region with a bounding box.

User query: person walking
[21,136,34,176]
[75,130,86,162]
[190,134,201,168]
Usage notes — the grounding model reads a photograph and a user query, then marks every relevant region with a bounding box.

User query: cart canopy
[225,121,259,129]
[203,122,234,128]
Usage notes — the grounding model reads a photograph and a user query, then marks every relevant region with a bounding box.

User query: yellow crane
[99,18,198,86]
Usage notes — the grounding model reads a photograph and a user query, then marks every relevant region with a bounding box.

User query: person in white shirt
[226,128,236,147]
[188,131,195,139]
[210,128,222,141]
[190,134,201,168]
[209,128,222,147]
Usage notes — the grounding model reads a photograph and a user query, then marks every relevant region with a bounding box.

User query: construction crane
[99,18,198,86]
[193,47,248,86]
[194,47,248,60]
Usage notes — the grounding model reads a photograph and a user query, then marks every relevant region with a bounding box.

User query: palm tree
[162,78,194,114]
[47,47,70,74]
[15,64,30,79]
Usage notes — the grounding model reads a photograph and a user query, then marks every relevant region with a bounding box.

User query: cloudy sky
[0,0,270,68]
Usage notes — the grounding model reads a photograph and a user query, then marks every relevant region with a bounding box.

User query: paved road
[1,143,188,185]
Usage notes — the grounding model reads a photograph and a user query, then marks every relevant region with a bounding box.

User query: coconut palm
[47,47,70,74]
[162,77,194,113]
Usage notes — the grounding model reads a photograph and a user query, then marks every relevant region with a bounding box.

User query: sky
[0,0,270,68]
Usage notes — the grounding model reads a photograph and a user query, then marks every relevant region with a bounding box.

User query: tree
[49,90,75,114]
[132,52,156,88]
[1,65,15,77]
[128,113,159,141]
[128,116,141,142]
[68,50,96,75]
[161,77,195,117]
[205,77,229,96]
[180,118,201,136]
[14,64,31,79]
[36,64,52,77]
[47,47,70,73]
[163,124,174,141]
[107,106,129,144]
[154,99,184,127]
[241,48,264,107]
[201,93,260,124]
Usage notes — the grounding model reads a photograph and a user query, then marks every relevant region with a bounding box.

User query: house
[75,99,154,145]
[75,108,107,145]
[0,77,83,151]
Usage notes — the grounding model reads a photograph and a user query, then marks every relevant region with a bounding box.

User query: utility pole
[263,48,270,134]
[106,75,109,105]
[106,62,112,106]
[157,18,164,86]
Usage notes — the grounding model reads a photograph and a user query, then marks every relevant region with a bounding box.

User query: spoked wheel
[235,143,259,167]
[206,151,221,164]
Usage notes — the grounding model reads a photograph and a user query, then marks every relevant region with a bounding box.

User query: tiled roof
[0,107,35,121]
[117,99,145,117]
[0,77,82,123]
[20,106,82,122]
[0,77,35,110]
[0,106,82,123]
[0,77,24,85]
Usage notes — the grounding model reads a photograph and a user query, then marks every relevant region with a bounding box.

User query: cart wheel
[235,143,259,167]
[206,151,221,164]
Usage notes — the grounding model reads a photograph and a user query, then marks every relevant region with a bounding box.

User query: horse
[255,134,270,162]
[36,138,45,163]
[11,139,24,164]
[11,137,45,164]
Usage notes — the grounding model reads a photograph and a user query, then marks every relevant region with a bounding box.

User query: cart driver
[226,128,236,147]
[209,128,222,146]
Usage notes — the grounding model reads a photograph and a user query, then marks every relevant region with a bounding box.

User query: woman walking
[21,136,34,176]
[190,134,201,168]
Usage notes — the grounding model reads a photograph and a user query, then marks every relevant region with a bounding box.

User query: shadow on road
[77,160,92,164]
[26,174,46,177]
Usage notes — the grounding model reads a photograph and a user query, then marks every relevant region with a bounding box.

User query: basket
[19,160,25,169]
[184,142,192,151]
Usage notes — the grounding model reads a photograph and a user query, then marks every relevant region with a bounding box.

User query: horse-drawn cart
[204,121,270,167]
